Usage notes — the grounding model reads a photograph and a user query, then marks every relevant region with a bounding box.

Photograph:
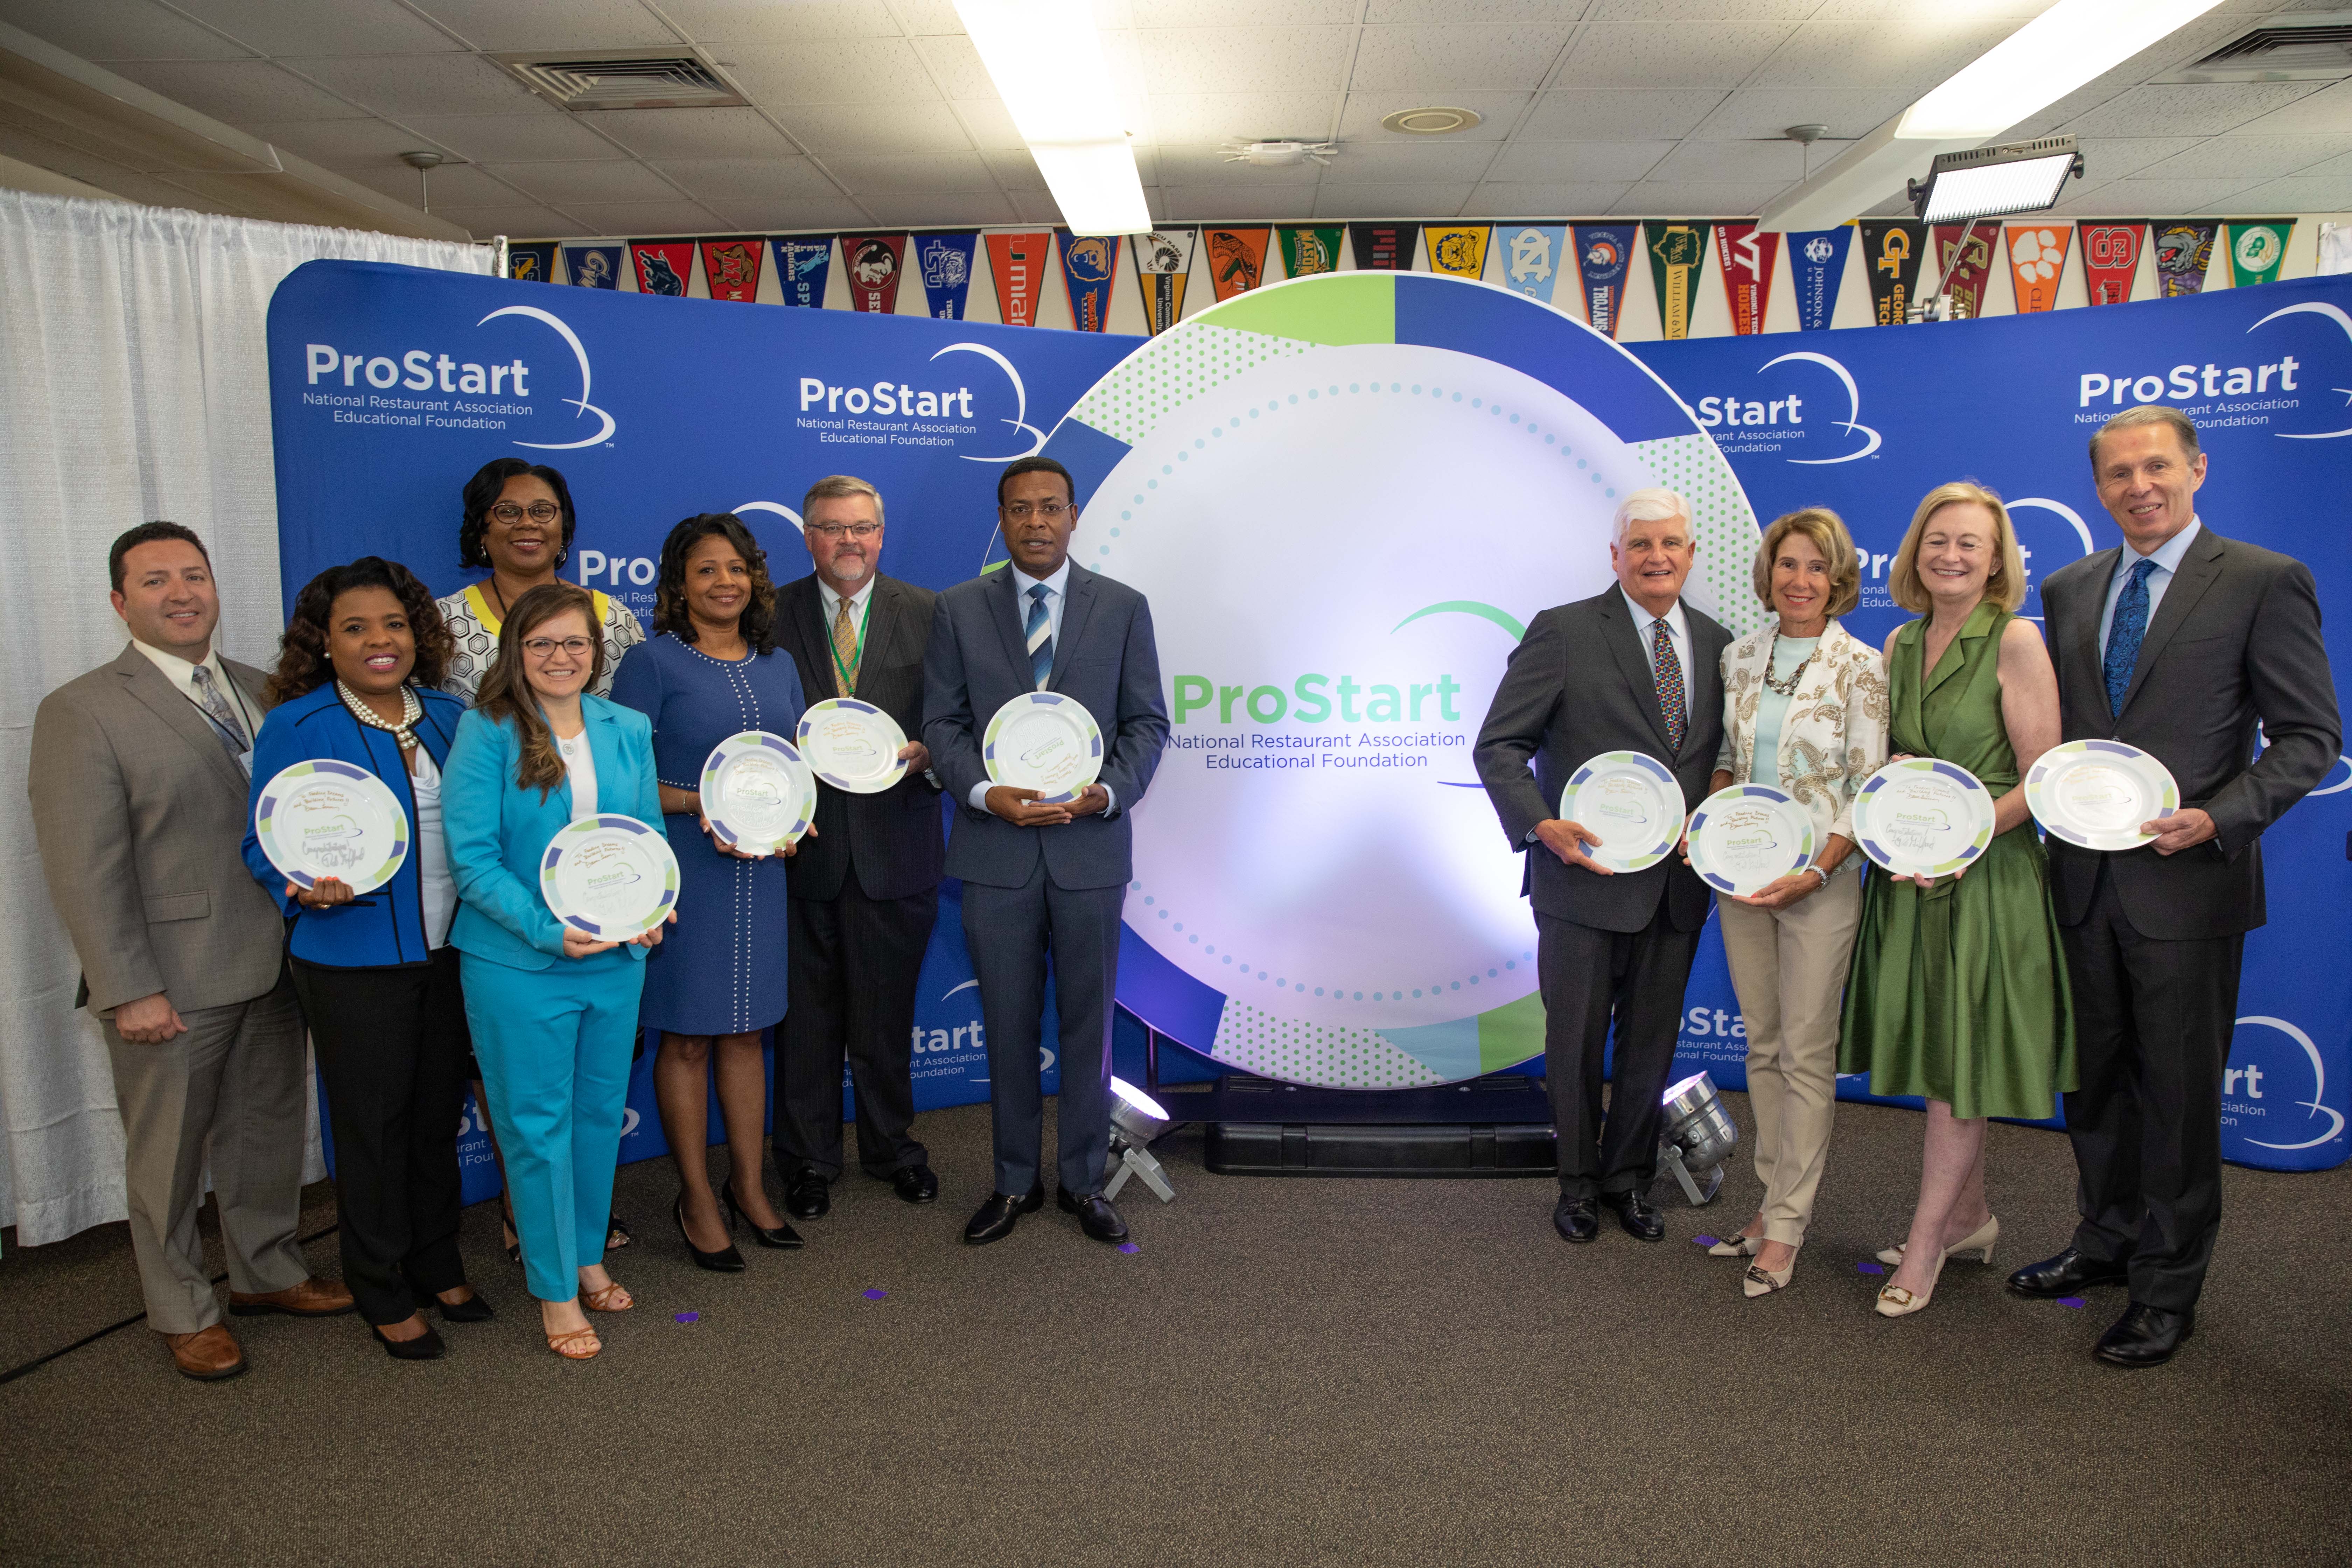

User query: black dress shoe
[372,1323,446,1361]
[2095,1302,2194,1368]
[674,1196,746,1273]
[723,1178,804,1250]
[1553,1197,1599,1244]
[1602,1189,1664,1241]
[964,1184,1044,1245]
[891,1164,940,1205]
[1057,1187,1128,1243]
[784,1170,832,1220]
[2007,1246,2130,1298]
[436,1288,494,1323]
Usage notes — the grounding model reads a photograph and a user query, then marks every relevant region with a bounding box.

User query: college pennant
[769,235,833,308]
[1786,227,1849,331]
[1203,227,1270,301]
[1278,226,1343,279]
[1132,229,1196,335]
[1713,224,1778,336]
[1857,220,1926,325]
[915,231,979,319]
[1644,221,1711,340]
[985,232,1052,326]
[698,238,764,302]
[841,233,908,313]
[628,239,695,297]
[1931,222,1998,319]
[1421,224,1490,279]
[2079,223,2145,305]
[565,244,623,290]
[1057,231,1121,332]
[2229,219,2295,287]
[1349,223,1412,271]
[1497,225,1569,306]
[2152,221,2220,297]
[507,242,557,283]
[2005,223,2071,313]
[1573,225,1636,337]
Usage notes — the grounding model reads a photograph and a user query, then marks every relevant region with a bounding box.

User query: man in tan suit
[29,522,352,1380]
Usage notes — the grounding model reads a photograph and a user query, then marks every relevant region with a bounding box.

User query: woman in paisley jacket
[1698,507,1889,1298]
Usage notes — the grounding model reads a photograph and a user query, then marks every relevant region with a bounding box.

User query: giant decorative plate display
[1037,271,1764,1088]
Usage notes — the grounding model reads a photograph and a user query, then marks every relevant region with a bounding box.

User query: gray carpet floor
[2,1091,2346,1567]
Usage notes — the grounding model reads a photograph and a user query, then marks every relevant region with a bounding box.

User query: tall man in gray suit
[29,522,353,1382]
[774,475,946,1216]
[923,455,1168,1246]
[1476,489,1731,1246]
[2009,407,2340,1367]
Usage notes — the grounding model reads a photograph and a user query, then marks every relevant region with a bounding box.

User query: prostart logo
[299,304,616,450]
[1694,350,1879,464]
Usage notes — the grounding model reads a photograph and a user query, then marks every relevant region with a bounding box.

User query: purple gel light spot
[1693,1234,1720,1248]
[674,1311,699,1324]
[2056,1296,2087,1309]
[860,1288,887,1301]
[1117,1242,1140,1254]
[1856,1262,1885,1275]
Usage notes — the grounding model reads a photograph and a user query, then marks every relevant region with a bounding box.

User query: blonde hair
[802,474,884,526]
[1752,507,1861,620]
[1610,486,1689,545]
[1888,481,2025,614]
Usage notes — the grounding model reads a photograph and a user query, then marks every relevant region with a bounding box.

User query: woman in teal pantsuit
[445,583,671,1360]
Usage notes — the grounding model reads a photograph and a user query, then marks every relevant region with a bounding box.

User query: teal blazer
[444,694,663,972]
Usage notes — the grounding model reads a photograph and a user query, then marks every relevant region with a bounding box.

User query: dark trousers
[1538,904,1700,1200]
[777,882,936,1181]
[962,864,1121,1197]
[2060,860,2244,1313]
[291,948,470,1326]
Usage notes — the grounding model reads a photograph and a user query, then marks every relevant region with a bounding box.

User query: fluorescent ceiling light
[1900,0,2228,139]
[954,0,1150,236]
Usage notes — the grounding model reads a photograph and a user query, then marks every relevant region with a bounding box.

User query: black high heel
[372,1321,446,1360]
[437,1286,495,1323]
[675,1195,746,1272]
[723,1178,804,1250]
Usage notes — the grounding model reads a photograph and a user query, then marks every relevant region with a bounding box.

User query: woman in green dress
[1840,481,2073,1318]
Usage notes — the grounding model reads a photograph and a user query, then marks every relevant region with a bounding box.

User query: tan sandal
[582,1280,633,1313]
[547,1326,602,1360]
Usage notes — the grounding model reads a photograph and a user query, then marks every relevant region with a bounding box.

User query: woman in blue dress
[611,514,806,1271]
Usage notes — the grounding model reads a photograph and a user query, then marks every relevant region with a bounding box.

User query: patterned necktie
[188,664,250,769]
[2104,558,2157,715]
[1652,618,1686,753]
[1025,583,1054,691]
[830,595,860,697]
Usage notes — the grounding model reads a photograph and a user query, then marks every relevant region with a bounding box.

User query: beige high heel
[1743,1251,1796,1298]
[1876,1246,1952,1318]
[1876,1214,2000,1268]
[1709,1231,1763,1259]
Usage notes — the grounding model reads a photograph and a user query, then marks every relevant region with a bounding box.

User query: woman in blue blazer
[444,582,668,1361]
[241,557,489,1361]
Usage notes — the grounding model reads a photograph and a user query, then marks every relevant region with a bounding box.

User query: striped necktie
[189,664,252,775]
[1651,618,1686,753]
[830,595,859,697]
[1025,583,1054,691]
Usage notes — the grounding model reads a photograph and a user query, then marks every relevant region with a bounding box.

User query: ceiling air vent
[490,49,746,111]
[2154,13,2352,84]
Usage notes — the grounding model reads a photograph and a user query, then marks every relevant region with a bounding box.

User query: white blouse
[556,728,598,821]
[407,748,457,949]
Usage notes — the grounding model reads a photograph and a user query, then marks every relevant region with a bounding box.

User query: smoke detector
[1222,139,1337,167]
[1379,106,1482,135]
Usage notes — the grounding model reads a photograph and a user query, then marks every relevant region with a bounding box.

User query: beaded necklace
[337,680,422,748]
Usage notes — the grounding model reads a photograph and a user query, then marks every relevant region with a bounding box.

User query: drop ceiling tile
[409,202,571,238]
[2287,142,2352,180]
[591,108,797,160]
[648,157,841,200]
[770,100,975,156]
[1611,179,1789,215]
[1321,141,1500,181]
[282,53,546,118]
[1685,87,1912,141]
[824,151,996,192]
[1155,147,1326,185]
[403,0,678,52]
[493,159,686,204]
[2198,176,2352,214]
[1517,91,1721,141]
[1136,27,1354,97]
[105,59,373,121]
[168,0,464,56]
[1460,181,1635,216]
[950,98,1028,150]
[662,0,903,42]
[1367,0,1596,18]
[1336,91,1530,142]
[908,34,996,100]
[892,0,968,33]
[2070,137,2208,182]
[1647,139,1806,182]
[1750,20,2018,93]
[1486,141,1674,182]
[1553,24,1803,90]
[1133,0,1358,22]
[2049,177,2265,216]
[5,0,254,61]
[1587,0,1815,16]
[700,196,874,230]
[1147,93,1334,145]
[2142,135,2352,182]
[1010,190,1062,224]
[326,159,512,207]
[551,198,727,235]
[398,114,634,163]
[1806,0,2055,16]
[1157,185,1319,220]
[2225,78,2352,137]
[2062,83,2332,139]
[1349,27,1578,92]
[724,37,942,104]
[858,192,1022,226]
[1308,181,1474,218]
[240,117,458,164]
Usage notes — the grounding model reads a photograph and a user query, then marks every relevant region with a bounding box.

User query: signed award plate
[796,698,909,794]
[540,814,680,940]
[1853,758,1997,878]
[2025,739,2178,851]
[254,758,409,894]
[1559,750,1682,873]
[1687,783,1816,897]
[983,692,1103,804]
[700,731,817,853]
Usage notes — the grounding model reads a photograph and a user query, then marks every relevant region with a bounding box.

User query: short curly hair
[650,513,778,654]
[267,556,453,704]
[458,457,578,572]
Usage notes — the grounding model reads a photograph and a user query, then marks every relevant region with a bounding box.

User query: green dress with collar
[1837,601,2077,1119]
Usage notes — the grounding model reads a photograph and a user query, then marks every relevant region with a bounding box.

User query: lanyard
[827,592,871,694]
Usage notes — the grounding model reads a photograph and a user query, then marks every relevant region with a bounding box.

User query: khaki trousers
[1717,870,1863,1248]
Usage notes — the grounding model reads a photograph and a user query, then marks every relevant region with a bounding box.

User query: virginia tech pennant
[1713,224,1777,336]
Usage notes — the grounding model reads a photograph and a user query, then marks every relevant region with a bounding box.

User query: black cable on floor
[0,1222,340,1387]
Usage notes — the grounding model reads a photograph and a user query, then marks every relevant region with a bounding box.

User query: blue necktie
[2104,558,2156,715]
[1025,583,1053,691]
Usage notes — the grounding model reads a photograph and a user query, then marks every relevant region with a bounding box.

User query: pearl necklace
[338,680,422,747]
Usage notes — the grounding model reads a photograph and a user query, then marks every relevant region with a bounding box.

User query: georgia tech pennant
[1713,223,1778,336]
[2229,219,2295,287]
[507,242,556,284]
[2005,223,2071,314]
[915,231,979,319]
[1498,225,1568,306]
[1931,221,1998,320]
[1057,231,1121,332]
[769,234,832,308]
[1132,229,1196,335]
[1421,225,1490,280]
[1572,225,1635,338]
[842,233,908,313]
[1856,219,1925,325]
[2079,223,2144,305]
[698,237,763,302]
[1786,227,1849,331]
[2153,221,2218,298]
[1203,227,1270,302]
[1349,223,1412,271]
[1278,226,1342,279]
[1644,221,1710,340]
[986,231,1051,326]
[565,243,622,290]
[628,239,694,297]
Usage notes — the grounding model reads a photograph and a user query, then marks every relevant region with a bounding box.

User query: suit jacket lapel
[990,567,1034,687]
[2119,530,2225,715]
[860,578,901,686]
[114,644,248,795]
[1601,594,1674,752]
[2070,547,2121,722]
[791,576,836,699]
[1683,615,1720,762]
[1049,569,1099,691]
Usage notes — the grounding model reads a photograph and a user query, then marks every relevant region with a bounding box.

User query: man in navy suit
[923,456,1169,1245]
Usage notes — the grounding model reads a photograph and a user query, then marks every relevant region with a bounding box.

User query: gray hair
[1611,486,1691,544]
[2089,405,2200,469]
[802,473,883,525]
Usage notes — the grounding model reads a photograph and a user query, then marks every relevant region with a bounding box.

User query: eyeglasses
[1003,502,1070,521]
[806,521,881,540]
[490,502,561,525]
[520,637,594,658]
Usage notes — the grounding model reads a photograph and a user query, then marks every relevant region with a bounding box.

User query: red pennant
[1931,222,1999,319]
[698,238,764,302]
[2080,223,2144,306]
[628,240,695,298]
[1713,224,1778,335]
[986,232,1051,326]
[841,233,907,314]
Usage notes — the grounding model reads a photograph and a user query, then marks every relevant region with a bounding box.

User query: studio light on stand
[1658,1072,1738,1205]
[1907,134,2082,323]
[1103,1077,1176,1203]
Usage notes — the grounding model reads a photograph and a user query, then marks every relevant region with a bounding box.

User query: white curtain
[0,191,491,1246]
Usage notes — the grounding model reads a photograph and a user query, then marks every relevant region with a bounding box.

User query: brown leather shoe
[161,1324,246,1380]
[228,1277,357,1318]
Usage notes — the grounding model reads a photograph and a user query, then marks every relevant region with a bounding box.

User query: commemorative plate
[540,814,680,940]
[796,698,909,794]
[983,692,1103,804]
[1686,783,1816,897]
[699,730,817,854]
[1559,750,1683,873]
[2025,739,2178,851]
[1852,757,1997,878]
[254,758,409,894]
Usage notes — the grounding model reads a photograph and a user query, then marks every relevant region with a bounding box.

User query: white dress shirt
[2099,517,2202,656]
[965,559,1115,815]
[129,637,261,744]
[1618,585,1694,717]
[817,574,877,693]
